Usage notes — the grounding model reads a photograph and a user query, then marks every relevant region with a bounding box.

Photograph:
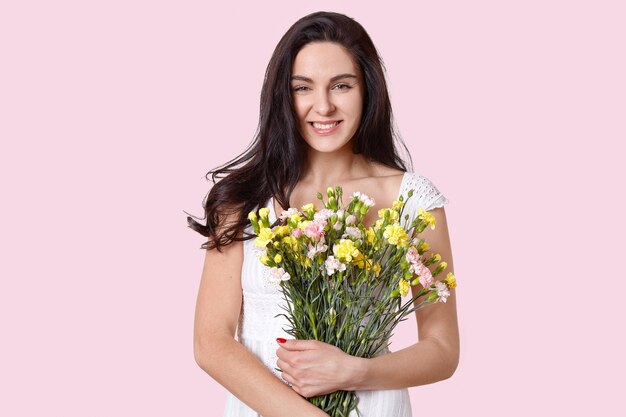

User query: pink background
[1,1,625,415]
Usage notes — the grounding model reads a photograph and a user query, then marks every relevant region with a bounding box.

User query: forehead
[292,42,359,78]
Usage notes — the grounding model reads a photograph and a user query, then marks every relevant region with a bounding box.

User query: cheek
[292,97,309,122]
[341,94,363,118]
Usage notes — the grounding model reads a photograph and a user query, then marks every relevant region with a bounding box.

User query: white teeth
[312,122,338,129]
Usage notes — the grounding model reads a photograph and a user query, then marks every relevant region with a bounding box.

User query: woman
[189,11,459,417]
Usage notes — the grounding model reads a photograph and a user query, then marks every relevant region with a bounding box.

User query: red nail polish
[276,338,286,344]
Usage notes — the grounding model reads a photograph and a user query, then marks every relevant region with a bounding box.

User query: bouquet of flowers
[248,186,456,417]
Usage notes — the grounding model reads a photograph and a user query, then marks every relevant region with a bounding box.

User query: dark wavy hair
[187,11,412,251]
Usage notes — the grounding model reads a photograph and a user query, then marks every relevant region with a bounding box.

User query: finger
[277,338,318,351]
[280,369,297,389]
[276,346,298,363]
[276,358,289,371]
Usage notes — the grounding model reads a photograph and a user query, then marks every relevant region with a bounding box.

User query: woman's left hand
[276,339,363,398]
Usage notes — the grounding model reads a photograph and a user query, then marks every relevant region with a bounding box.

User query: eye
[333,83,352,91]
[292,85,311,92]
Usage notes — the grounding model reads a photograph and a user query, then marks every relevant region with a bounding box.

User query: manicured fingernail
[276,338,286,344]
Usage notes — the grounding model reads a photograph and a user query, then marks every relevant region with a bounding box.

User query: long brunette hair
[187,11,412,251]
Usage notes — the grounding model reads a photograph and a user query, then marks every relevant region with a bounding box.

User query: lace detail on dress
[400,172,449,212]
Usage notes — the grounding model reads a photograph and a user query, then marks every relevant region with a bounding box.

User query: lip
[308,120,342,135]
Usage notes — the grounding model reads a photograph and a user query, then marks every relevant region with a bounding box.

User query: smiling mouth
[309,121,341,129]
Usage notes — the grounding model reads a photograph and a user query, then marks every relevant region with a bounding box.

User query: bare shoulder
[368,161,405,178]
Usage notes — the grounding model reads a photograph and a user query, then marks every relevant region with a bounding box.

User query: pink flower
[410,262,433,288]
[291,228,302,238]
[406,247,420,264]
[304,219,327,240]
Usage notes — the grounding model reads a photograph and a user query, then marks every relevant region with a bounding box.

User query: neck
[301,146,369,186]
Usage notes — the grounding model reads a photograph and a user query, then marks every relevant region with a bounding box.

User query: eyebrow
[290,73,358,83]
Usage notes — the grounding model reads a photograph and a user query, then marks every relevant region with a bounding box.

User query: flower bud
[259,254,271,266]
[432,261,447,277]
[258,207,270,219]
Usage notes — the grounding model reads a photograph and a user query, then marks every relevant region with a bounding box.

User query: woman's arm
[277,206,459,394]
[193,229,329,417]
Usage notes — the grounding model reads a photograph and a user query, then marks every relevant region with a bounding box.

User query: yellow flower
[289,212,302,223]
[398,279,410,297]
[259,254,270,266]
[301,203,315,212]
[353,252,371,269]
[282,235,298,249]
[333,239,360,263]
[374,219,384,230]
[258,207,270,219]
[418,240,430,252]
[273,225,290,237]
[248,211,257,222]
[418,208,436,230]
[274,254,282,263]
[444,272,456,288]
[383,224,409,247]
[392,200,404,210]
[354,255,380,276]
[379,208,400,221]
[297,220,310,230]
[254,227,273,248]
[365,228,376,244]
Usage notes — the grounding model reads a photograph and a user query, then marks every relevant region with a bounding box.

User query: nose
[313,90,336,116]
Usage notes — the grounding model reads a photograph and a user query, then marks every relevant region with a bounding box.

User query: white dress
[223,171,449,417]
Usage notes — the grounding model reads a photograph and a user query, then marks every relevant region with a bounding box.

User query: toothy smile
[311,121,341,129]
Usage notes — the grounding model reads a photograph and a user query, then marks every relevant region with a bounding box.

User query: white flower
[336,209,345,220]
[435,281,450,303]
[268,267,290,284]
[314,209,335,221]
[279,208,298,220]
[333,221,343,231]
[352,191,375,207]
[345,226,362,239]
[324,256,347,276]
[307,238,329,259]
[361,195,375,207]
[345,214,356,225]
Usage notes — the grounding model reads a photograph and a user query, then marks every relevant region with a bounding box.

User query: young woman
[189,11,459,417]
